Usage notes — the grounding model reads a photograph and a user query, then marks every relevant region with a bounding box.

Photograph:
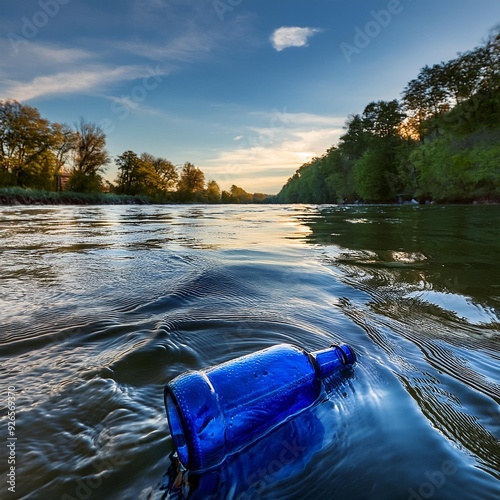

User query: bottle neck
[310,345,356,380]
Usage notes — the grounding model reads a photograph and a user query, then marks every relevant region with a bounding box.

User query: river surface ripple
[0,204,499,500]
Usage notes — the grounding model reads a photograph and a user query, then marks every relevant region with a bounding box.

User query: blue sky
[1,0,499,193]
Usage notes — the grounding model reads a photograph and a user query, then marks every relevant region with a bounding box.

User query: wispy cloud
[0,40,92,79]
[250,111,343,127]
[205,112,344,193]
[0,11,249,102]
[22,44,92,65]
[0,29,204,102]
[114,32,216,64]
[2,65,157,101]
[271,26,321,51]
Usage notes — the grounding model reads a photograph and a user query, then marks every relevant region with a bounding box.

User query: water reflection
[161,373,353,500]
[1,204,499,499]
[163,408,328,499]
[300,205,500,316]
[296,205,500,480]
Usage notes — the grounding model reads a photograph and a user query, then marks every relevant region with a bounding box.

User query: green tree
[229,184,253,203]
[401,29,500,140]
[324,147,356,203]
[253,193,272,203]
[51,122,77,190]
[410,131,500,202]
[277,156,333,204]
[338,114,370,160]
[140,153,178,192]
[362,100,406,139]
[221,190,231,203]
[177,162,205,201]
[353,147,391,202]
[69,118,109,192]
[279,30,499,205]
[115,150,142,194]
[0,99,54,187]
[402,64,451,139]
[206,179,221,203]
[350,100,407,202]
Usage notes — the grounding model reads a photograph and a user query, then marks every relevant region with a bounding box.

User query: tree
[0,99,54,187]
[51,122,77,190]
[278,31,499,205]
[69,118,109,191]
[362,100,406,139]
[253,193,272,203]
[353,147,393,202]
[205,180,221,203]
[177,162,205,201]
[115,150,142,194]
[402,64,452,139]
[221,190,231,203]
[229,184,253,203]
[324,147,356,203]
[409,130,500,202]
[140,153,178,192]
[338,114,370,160]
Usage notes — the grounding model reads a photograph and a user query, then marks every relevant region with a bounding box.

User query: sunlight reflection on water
[0,204,499,499]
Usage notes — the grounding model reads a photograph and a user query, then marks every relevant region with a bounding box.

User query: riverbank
[2,187,497,206]
[0,187,152,206]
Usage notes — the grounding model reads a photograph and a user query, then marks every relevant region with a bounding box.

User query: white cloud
[271,27,321,51]
[2,65,157,102]
[115,32,215,63]
[0,16,245,102]
[27,45,92,65]
[0,40,93,80]
[205,112,344,194]
[0,37,176,102]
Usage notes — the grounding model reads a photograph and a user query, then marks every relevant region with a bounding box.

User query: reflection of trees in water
[299,204,500,480]
[299,205,500,305]
[335,280,500,482]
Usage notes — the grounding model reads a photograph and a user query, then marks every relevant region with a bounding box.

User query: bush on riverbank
[278,28,500,205]
[0,187,151,206]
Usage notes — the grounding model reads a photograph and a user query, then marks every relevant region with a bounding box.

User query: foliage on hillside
[278,27,500,204]
[0,102,274,204]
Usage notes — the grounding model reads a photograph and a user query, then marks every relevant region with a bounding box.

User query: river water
[0,204,499,500]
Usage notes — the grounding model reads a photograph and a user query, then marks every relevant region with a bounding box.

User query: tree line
[0,101,273,204]
[278,27,500,204]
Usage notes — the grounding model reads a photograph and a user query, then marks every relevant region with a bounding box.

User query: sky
[1,0,499,194]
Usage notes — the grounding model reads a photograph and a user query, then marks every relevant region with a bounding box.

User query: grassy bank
[0,187,152,206]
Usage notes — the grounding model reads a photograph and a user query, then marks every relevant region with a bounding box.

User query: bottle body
[164,402,335,499]
[165,343,355,471]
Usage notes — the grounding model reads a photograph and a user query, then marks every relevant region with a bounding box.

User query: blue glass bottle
[164,343,355,472]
